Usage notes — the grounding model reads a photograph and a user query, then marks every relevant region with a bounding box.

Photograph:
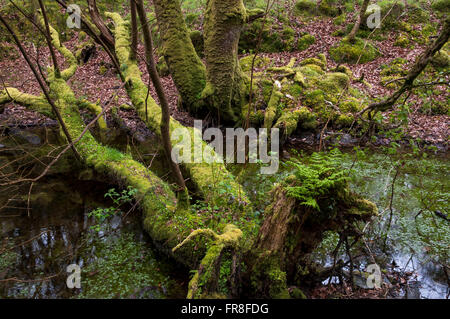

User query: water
[233,148,449,299]
[1,127,448,298]
[0,127,187,299]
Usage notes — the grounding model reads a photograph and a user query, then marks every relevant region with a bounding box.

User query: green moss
[274,109,302,138]
[394,34,410,48]
[240,18,300,53]
[150,2,207,114]
[431,0,450,14]
[329,37,380,64]
[297,34,316,51]
[239,54,271,73]
[333,14,346,26]
[399,21,412,33]
[78,31,87,41]
[379,58,408,88]
[334,65,353,78]
[189,30,204,58]
[299,57,326,70]
[318,0,340,17]
[107,12,256,237]
[294,0,317,16]
[294,0,339,17]
[264,86,283,129]
[431,50,450,68]
[98,65,107,75]
[0,88,53,117]
[363,0,405,30]
[297,106,317,129]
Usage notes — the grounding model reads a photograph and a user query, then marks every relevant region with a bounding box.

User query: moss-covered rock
[431,50,450,68]
[329,37,380,64]
[294,0,340,17]
[239,54,271,73]
[362,0,405,30]
[299,57,326,70]
[333,14,346,26]
[294,0,317,16]
[394,34,410,48]
[318,0,340,17]
[297,34,316,51]
[379,57,408,88]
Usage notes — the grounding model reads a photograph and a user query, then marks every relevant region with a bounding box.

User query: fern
[284,150,348,211]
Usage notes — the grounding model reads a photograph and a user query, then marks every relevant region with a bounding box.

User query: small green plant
[88,186,138,232]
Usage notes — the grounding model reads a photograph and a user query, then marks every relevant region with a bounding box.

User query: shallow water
[1,127,448,298]
[0,127,187,299]
[233,149,449,299]
[0,176,188,298]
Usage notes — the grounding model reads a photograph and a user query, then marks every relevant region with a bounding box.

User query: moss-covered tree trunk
[202,0,249,123]
[153,0,207,116]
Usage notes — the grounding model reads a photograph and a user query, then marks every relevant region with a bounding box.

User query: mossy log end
[244,179,377,298]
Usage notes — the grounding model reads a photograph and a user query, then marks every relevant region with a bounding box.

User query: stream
[0,126,448,298]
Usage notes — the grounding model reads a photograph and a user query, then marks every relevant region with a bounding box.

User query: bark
[54,0,120,71]
[129,0,138,60]
[347,0,370,43]
[0,13,80,162]
[153,0,207,116]
[245,183,377,298]
[86,0,115,51]
[202,0,249,123]
[37,0,60,76]
[135,0,188,199]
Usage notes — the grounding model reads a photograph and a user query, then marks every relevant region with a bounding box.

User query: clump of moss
[318,0,340,17]
[431,0,450,14]
[333,14,346,26]
[380,57,408,88]
[394,34,410,48]
[98,65,107,75]
[297,34,316,51]
[294,0,317,16]
[294,0,340,17]
[362,0,405,30]
[299,57,326,70]
[431,50,450,68]
[334,65,353,78]
[329,37,380,64]
[407,4,428,23]
[239,55,271,73]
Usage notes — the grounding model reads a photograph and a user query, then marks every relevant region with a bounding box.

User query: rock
[339,133,358,146]
[9,128,41,145]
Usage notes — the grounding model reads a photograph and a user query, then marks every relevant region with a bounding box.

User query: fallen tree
[0,5,378,299]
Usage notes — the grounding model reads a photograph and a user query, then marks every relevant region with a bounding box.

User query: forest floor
[0,13,448,149]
